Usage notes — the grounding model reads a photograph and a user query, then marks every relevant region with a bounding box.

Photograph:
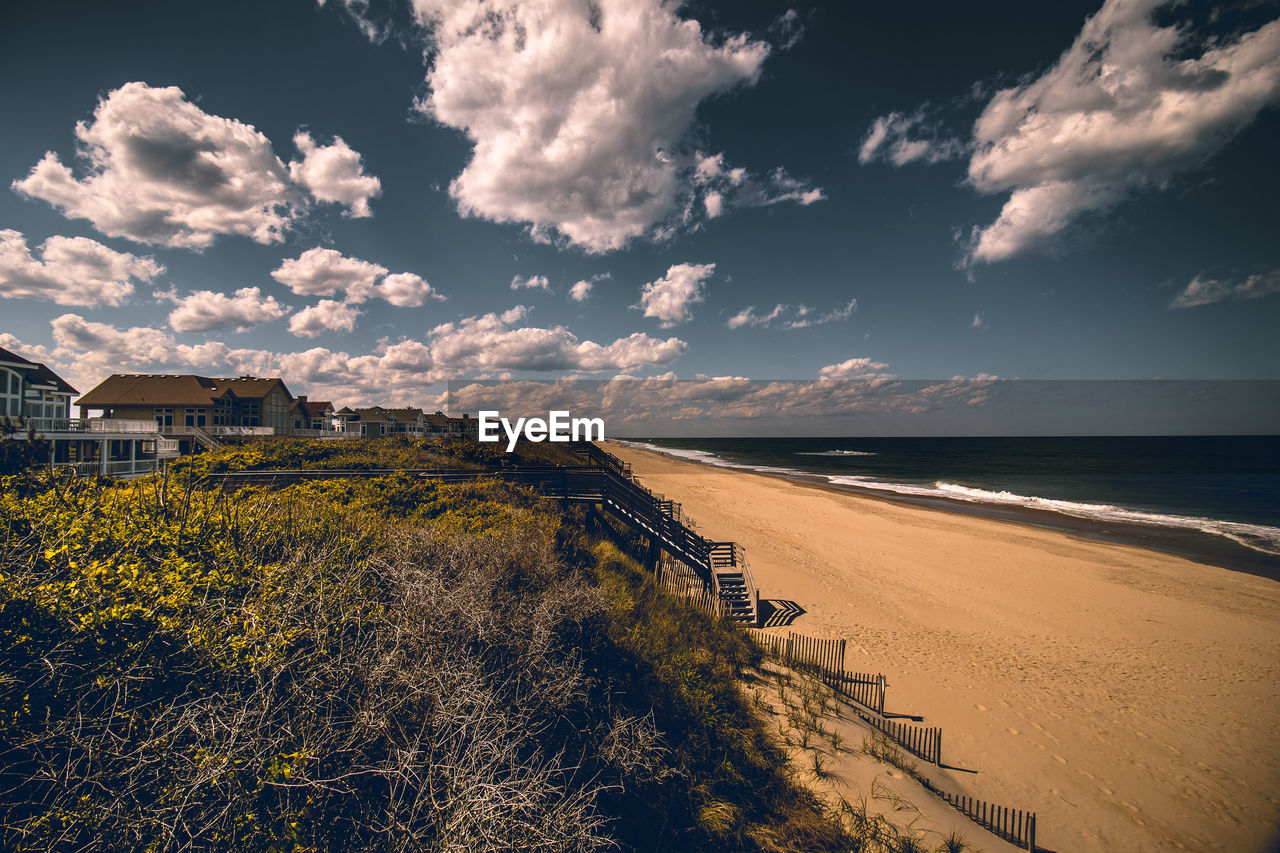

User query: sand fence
[748,627,1037,852]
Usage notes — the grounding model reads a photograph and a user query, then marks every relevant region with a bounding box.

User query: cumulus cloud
[375,272,445,307]
[168,286,288,333]
[728,297,856,329]
[11,83,381,249]
[429,305,686,373]
[289,299,363,337]
[963,0,1280,264]
[38,297,687,408]
[817,357,894,380]
[858,111,965,166]
[510,274,550,291]
[12,83,299,248]
[635,262,715,327]
[1169,268,1280,308]
[569,280,593,302]
[272,248,388,302]
[289,132,382,217]
[48,313,277,392]
[271,248,445,311]
[0,229,163,306]
[855,2,1280,265]
[972,311,985,328]
[410,0,818,252]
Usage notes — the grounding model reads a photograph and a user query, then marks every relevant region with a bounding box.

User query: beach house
[291,396,336,433]
[1,345,76,421]
[76,373,300,451]
[1,348,179,477]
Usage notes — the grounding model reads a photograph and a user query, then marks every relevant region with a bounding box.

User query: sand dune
[604,441,1280,853]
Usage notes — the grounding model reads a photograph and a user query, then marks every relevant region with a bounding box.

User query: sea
[615,435,1280,579]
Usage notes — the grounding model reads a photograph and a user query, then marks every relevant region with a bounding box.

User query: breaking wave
[796,450,876,456]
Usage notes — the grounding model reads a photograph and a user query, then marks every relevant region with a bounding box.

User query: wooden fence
[749,630,887,716]
[655,559,723,619]
[861,714,942,766]
[749,629,942,763]
[936,790,1036,851]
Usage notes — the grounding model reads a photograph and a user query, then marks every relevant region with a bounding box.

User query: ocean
[615,435,1280,578]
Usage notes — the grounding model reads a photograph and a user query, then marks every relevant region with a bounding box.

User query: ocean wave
[617,441,798,476]
[618,440,1280,558]
[825,476,1280,557]
[796,449,876,456]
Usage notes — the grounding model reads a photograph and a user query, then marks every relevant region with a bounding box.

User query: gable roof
[299,400,333,418]
[0,346,78,394]
[76,374,292,409]
[0,346,37,367]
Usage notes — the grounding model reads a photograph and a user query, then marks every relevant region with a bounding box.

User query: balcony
[20,417,172,436]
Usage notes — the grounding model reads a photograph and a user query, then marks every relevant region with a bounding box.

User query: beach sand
[603,441,1280,853]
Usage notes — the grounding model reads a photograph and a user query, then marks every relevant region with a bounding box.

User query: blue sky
[2,0,1278,413]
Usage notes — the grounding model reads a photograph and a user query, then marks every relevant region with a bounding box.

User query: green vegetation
[1,440,862,851]
[172,434,584,479]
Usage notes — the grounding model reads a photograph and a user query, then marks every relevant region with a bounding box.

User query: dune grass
[0,437,868,851]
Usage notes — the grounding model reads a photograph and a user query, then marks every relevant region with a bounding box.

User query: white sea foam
[796,449,876,456]
[616,440,1280,557]
[616,441,797,475]
[826,476,1280,557]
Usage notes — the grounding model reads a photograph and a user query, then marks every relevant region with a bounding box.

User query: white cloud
[972,311,985,328]
[1169,269,1280,308]
[510,274,550,291]
[167,287,288,333]
[12,83,300,249]
[817,357,894,380]
[569,280,593,302]
[963,0,1280,264]
[429,306,686,373]
[727,297,855,329]
[0,229,163,306]
[289,299,363,337]
[692,155,823,221]
[858,111,965,166]
[635,262,715,327]
[271,247,387,302]
[11,83,382,250]
[289,132,382,217]
[703,191,724,219]
[48,313,276,393]
[375,272,445,307]
[411,0,823,252]
[40,303,686,409]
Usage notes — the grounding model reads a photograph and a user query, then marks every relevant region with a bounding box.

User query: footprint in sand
[975,704,988,711]
[1053,754,1068,764]
[1100,787,1114,795]
[1007,728,1020,735]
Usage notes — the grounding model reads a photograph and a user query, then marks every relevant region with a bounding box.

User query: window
[154,407,174,427]
[0,369,20,417]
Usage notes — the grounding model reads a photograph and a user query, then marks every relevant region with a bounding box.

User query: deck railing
[25,417,162,434]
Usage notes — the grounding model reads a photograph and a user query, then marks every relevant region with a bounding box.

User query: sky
[2,0,1279,427]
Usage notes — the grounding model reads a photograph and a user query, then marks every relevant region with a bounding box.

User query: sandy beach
[603,441,1280,853]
